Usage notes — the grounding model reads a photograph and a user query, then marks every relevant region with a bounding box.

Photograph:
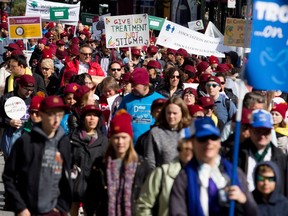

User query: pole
[228,0,252,214]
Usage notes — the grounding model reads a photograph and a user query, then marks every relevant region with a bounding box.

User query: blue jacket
[253,161,288,216]
[118,90,164,144]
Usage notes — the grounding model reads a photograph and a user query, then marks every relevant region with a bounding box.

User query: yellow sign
[224,18,252,48]
[8,16,42,39]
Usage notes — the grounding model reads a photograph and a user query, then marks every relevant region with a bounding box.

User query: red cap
[71,37,80,44]
[130,68,149,85]
[63,83,80,94]
[110,109,133,137]
[29,95,45,111]
[16,40,24,50]
[63,71,77,82]
[131,48,141,56]
[182,87,197,98]
[215,64,231,73]
[167,48,176,55]
[147,46,158,55]
[207,76,221,85]
[81,104,102,117]
[121,73,131,83]
[46,22,55,30]
[209,55,219,64]
[184,65,196,74]
[151,98,167,111]
[45,31,54,38]
[56,49,67,60]
[68,45,79,56]
[147,60,161,69]
[5,43,20,50]
[197,96,214,108]
[11,49,24,58]
[60,31,69,38]
[199,73,212,83]
[56,40,65,46]
[18,74,35,87]
[197,61,210,73]
[42,48,53,59]
[40,95,68,111]
[176,48,188,58]
[271,103,288,119]
[74,85,91,102]
[38,37,47,44]
[188,105,204,116]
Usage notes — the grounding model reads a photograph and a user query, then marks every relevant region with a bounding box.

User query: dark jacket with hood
[2,125,72,214]
[252,161,288,216]
[69,127,108,201]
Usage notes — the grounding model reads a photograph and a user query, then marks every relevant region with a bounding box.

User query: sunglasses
[170,75,180,79]
[221,82,225,85]
[23,87,34,92]
[42,67,50,71]
[196,135,219,142]
[257,175,276,182]
[29,110,39,115]
[111,68,121,72]
[206,83,220,88]
[81,52,92,56]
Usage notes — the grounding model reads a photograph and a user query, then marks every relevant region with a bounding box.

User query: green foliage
[11,0,26,16]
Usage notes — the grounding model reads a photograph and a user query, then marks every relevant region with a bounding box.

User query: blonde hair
[104,135,138,165]
[41,58,54,73]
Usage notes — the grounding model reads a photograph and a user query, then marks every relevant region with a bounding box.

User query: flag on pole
[246,0,288,91]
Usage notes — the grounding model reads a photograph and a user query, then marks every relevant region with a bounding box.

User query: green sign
[148,15,165,31]
[81,13,97,26]
[50,7,69,20]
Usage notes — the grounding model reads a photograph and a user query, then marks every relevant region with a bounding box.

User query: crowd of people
[0,18,288,216]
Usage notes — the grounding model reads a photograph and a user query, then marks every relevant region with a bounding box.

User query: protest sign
[188,20,204,31]
[92,14,108,41]
[156,19,225,57]
[8,16,42,39]
[104,14,149,48]
[224,18,252,47]
[148,15,165,31]
[246,0,288,91]
[50,7,69,20]
[4,97,26,119]
[81,13,97,26]
[26,0,80,26]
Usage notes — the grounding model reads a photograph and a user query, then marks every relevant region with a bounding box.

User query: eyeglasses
[170,75,180,79]
[29,110,39,115]
[81,52,92,56]
[196,135,219,142]
[257,175,276,182]
[205,83,220,88]
[42,67,50,71]
[220,82,225,85]
[111,68,121,72]
[23,87,34,92]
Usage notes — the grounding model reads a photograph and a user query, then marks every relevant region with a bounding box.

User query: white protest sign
[92,14,110,41]
[188,20,204,31]
[4,97,27,119]
[104,14,149,48]
[25,0,80,26]
[156,20,225,58]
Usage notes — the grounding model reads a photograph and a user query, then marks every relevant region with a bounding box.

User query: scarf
[8,67,33,92]
[79,129,97,145]
[275,126,288,136]
[251,143,271,162]
[107,157,137,216]
[185,157,240,216]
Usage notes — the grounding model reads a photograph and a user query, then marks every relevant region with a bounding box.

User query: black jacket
[232,138,288,196]
[84,156,151,216]
[69,128,108,201]
[253,161,288,216]
[2,126,72,214]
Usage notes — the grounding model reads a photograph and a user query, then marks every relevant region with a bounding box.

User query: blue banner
[246,0,288,91]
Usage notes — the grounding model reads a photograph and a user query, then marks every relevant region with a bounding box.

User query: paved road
[0,156,14,216]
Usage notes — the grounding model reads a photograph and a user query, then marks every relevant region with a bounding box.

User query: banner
[188,20,204,31]
[148,15,165,31]
[25,0,80,26]
[224,18,252,47]
[8,16,42,39]
[104,14,149,48]
[246,0,288,91]
[81,13,97,26]
[156,20,225,57]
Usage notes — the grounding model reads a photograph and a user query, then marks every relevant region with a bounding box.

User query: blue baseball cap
[250,109,273,129]
[190,117,220,138]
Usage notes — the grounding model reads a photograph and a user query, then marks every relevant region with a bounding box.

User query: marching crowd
[0,19,288,216]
